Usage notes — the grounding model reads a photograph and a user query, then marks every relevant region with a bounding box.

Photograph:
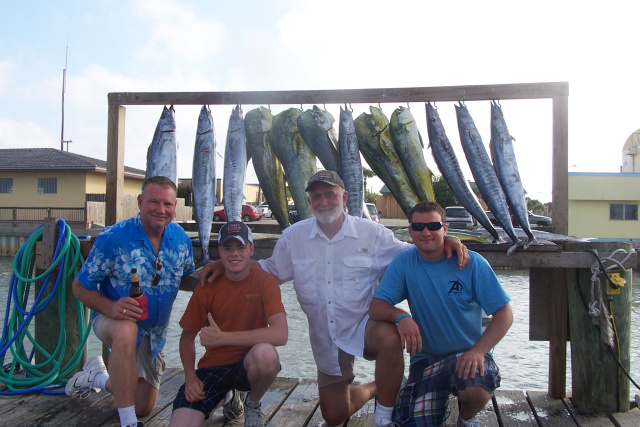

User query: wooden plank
[108,82,569,106]
[609,407,640,427]
[548,268,568,398]
[268,378,319,426]
[105,104,125,226]
[563,397,615,426]
[343,397,375,427]
[493,390,537,426]
[477,249,636,269]
[526,391,576,426]
[552,95,569,236]
[445,395,499,426]
[60,367,182,427]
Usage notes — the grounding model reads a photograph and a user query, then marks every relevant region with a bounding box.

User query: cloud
[0,118,57,149]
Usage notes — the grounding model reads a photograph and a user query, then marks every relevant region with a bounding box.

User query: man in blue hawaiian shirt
[65,176,196,427]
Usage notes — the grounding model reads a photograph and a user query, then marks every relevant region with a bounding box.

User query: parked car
[485,210,552,228]
[444,206,476,229]
[516,211,552,227]
[288,205,300,224]
[256,202,272,218]
[213,204,260,222]
[366,203,380,223]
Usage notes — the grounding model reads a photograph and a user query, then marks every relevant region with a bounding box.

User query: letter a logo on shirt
[447,280,464,296]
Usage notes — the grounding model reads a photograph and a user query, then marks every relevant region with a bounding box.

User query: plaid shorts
[393,352,501,426]
[172,353,251,419]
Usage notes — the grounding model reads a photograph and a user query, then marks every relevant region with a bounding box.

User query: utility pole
[60,45,71,151]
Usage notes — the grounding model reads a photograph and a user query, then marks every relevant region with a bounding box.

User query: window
[38,178,57,194]
[610,204,638,221]
[0,178,13,194]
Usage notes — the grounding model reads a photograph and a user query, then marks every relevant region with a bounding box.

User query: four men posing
[67,171,512,427]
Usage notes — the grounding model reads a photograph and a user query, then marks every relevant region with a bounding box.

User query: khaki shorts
[317,348,355,388]
[317,319,378,389]
[92,313,166,389]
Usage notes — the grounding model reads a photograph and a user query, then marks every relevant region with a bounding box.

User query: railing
[0,207,87,228]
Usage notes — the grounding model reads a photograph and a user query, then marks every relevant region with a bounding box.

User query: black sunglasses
[410,222,444,232]
[153,258,163,286]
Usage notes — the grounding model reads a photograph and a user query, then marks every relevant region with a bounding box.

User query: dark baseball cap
[305,170,345,192]
[218,221,253,245]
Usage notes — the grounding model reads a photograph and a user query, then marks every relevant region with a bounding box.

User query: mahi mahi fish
[389,106,436,202]
[425,103,502,243]
[355,106,420,217]
[490,100,537,248]
[338,106,364,217]
[297,105,341,174]
[192,105,217,266]
[268,108,316,220]
[223,105,247,223]
[146,105,177,184]
[245,107,290,228]
[455,103,521,254]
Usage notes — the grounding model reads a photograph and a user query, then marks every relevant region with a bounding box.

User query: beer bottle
[129,268,148,320]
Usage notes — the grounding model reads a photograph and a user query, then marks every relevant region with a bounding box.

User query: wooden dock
[2,368,639,426]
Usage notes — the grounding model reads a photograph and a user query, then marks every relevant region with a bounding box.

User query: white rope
[588,249,633,348]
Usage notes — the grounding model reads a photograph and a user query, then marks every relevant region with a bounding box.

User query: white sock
[117,405,137,427]
[244,391,260,408]
[94,372,109,390]
[224,389,234,405]
[374,402,393,426]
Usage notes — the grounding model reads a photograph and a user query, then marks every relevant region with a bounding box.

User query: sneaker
[223,389,244,420]
[65,356,106,396]
[457,416,481,427]
[243,399,267,427]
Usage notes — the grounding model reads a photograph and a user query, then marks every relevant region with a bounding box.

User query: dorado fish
[146,105,177,184]
[268,108,316,220]
[389,106,436,202]
[425,103,502,243]
[245,107,290,228]
[355,106,420,217]
[338,106,364,217]
[192,106,216,266]
[223,105,247,223]
[455,103,521,254]
[490,100,537,248]
[297,105,341,174]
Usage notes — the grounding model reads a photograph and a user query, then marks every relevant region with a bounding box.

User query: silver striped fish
[223,105,247,223]
[146,105,177,185]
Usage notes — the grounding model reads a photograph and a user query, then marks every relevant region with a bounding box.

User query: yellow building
[0,148,145,227]
[568,172,640,243]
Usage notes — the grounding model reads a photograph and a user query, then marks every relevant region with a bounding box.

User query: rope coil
[587,248,633,348]
[0,219,91,394]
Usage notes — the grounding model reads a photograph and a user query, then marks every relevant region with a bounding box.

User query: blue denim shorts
[393,352,501,426]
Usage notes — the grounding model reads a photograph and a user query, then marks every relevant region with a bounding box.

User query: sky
[2,1,640,204]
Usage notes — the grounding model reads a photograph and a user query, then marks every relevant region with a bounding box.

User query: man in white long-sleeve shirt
[200,170,469,426]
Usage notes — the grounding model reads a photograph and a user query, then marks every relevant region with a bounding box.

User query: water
[1,256,639,395]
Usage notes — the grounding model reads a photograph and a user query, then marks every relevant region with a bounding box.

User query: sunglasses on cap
[410,222,444,232]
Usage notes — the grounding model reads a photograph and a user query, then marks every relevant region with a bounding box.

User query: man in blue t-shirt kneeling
[370,201,513,427]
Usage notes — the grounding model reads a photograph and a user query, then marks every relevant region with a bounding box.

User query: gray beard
[314,206,343,224]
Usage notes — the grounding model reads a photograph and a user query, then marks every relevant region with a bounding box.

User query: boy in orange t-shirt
[170,222,287,427]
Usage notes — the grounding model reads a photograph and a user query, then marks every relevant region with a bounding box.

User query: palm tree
[362,167,375,191]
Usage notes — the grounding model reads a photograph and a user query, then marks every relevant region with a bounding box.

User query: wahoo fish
[192,106,217,266]
[490,100,537,248]
[338,106,364,217]
[297,105,341,174]
[455,103,521,254]
[425,103,502,243]
[389,106,436,202]
[245,107,290,228]
[268,108,316,220]
[355,106,419,217]
[223,105,247,223]
[146,105,177,185]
